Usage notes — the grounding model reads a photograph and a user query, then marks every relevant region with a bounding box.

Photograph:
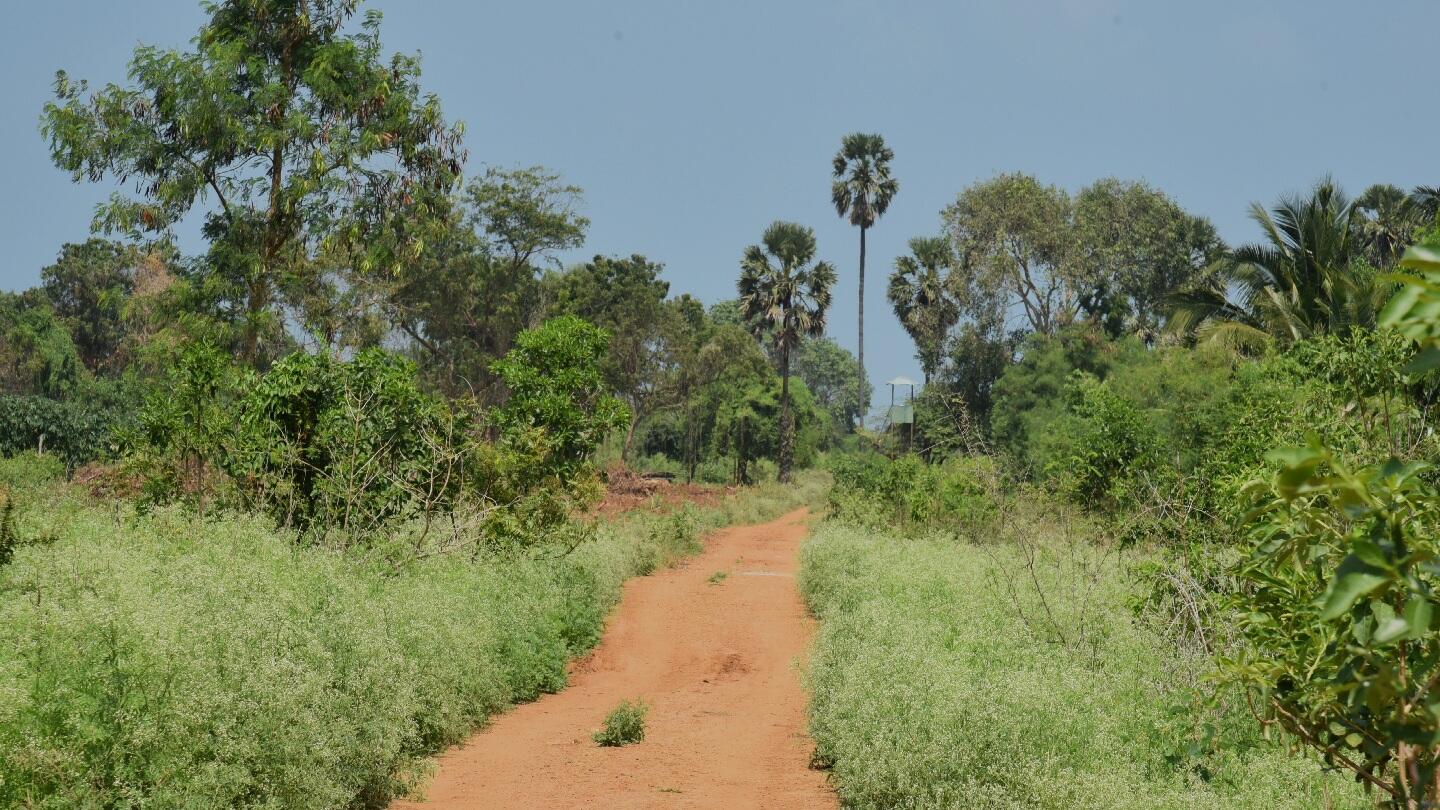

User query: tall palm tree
[738,221,836,483]
[1167,178,1386,351]
[831,133,898,427]
[888,236,959,384]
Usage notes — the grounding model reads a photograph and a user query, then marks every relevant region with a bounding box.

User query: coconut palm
[738,221,836,483]
[888,236,959,384]
[831,133,898,426]
[1167,178,1387,351]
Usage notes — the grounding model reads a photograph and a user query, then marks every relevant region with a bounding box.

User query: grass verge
[0,462,825,808]
[798,521,1366,810]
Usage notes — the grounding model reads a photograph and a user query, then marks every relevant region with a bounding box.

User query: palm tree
[1355,183,1421,269]
[888,236,959,384]
[1409,185,1440,225]
[831,133,898,428]
[1167,178,1386,351]
[738,221,836,483]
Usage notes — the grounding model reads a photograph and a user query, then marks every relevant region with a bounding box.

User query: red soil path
[392,508,836,810]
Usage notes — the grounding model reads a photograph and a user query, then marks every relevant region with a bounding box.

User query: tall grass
[799,521,1366,809]
[0,463,825,808]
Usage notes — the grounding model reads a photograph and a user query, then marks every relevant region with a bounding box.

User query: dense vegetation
[5,1,1440,808]
[805,163,1440,807]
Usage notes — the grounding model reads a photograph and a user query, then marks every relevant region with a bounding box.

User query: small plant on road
[594,699,648,746]
[708,570,728,585]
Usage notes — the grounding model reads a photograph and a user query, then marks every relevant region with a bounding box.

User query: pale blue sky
[2,1,1436,404]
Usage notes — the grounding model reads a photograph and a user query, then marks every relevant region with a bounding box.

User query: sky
[2,0,1437,410]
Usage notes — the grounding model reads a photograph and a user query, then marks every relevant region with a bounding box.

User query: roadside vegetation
[801,521,1363,809]
[4,1,1440,808]
[0,457,824,807]
[804,173,1440,808]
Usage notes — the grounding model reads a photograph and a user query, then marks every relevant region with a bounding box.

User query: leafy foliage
[0,395,125,472]
[233,348,456,538]
[827,453,998,534]
[1210,245,1440,806]
[1223,445,1440,805]
[43,0,465,361]
[490,315,630,488]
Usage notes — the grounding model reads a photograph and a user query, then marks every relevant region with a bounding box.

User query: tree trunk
[857,225,867,430]
[779,343,794,484]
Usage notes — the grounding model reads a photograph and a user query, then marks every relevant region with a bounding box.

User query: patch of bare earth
[391,508,835,810]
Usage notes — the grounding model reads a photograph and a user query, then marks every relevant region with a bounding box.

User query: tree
[490,315,629,485]
[546,254,671,458]
[40,239,138,372]
[1071,178,1224,340]
[1409,185,1440,226]
[791,336,868,444]
[1355,183,1422,269]
[933,322,1018,423]
[711,376,822,484]
[468,165,588,272]
[0,294,83,399]
[1168,178,1385,351]
[888,236,959,383]
[737,221,836,483]
[943,173,1075,337]
[386,167,587,400]
[831,133,898,425]
[43,0,464,365]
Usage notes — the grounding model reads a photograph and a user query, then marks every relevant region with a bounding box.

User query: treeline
[869,169,1440,806]
[0,1,868,526]
[885,174,1438,436]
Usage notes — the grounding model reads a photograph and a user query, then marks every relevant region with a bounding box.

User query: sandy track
[391,507,835,810]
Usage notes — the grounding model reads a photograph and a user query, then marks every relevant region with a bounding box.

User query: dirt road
[392,508,835,810]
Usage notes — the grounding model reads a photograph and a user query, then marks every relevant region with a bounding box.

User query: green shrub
[1209,249,1440,806]
[1047,373,1163,511]
[232,347,457,538]
[0,394,125,472]
[827,453,997,535]
[1221,444,1440,805]
[592,699,648,747]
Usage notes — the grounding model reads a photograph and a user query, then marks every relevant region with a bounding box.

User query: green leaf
[1399,246,1440,273]
[1319,555,1390,620]
[1402,347,1440,375]
[1403,596,1432,640]
[1352,613,1374,645]
[1375,617,1410,644]
[1351,539,1393,571]
[1380,278,1426,327]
